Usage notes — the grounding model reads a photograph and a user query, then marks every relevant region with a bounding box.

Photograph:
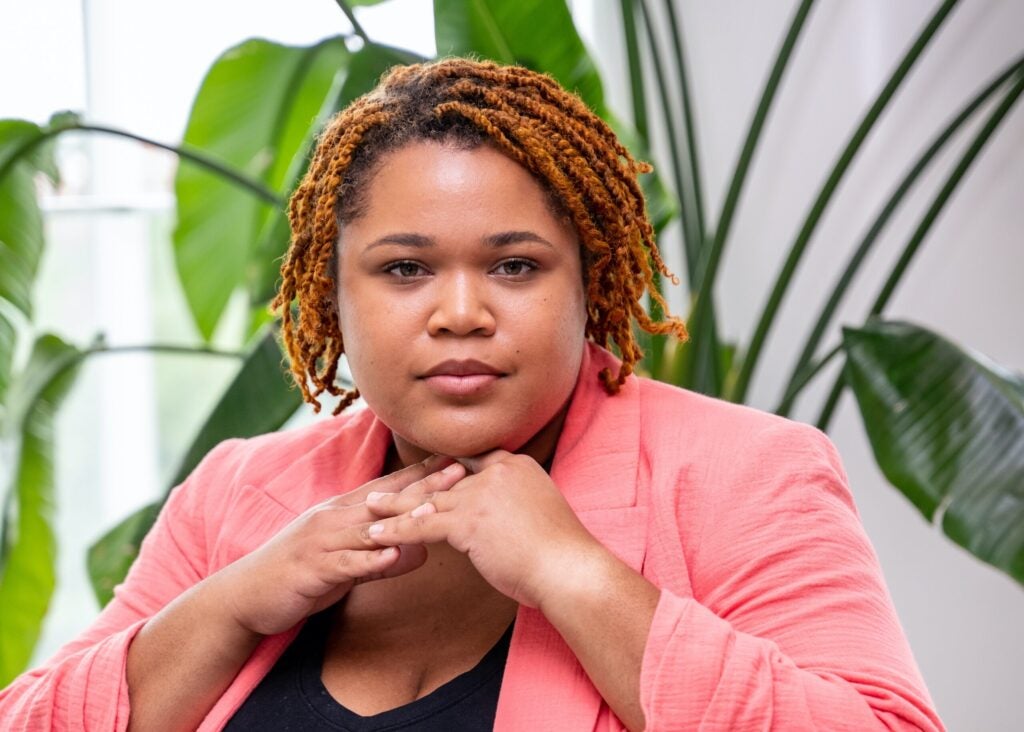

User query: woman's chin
[394,426,527,461]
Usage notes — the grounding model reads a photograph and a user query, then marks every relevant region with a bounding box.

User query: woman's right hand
[209,453,466,637]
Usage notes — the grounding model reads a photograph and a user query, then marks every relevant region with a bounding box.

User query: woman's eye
[494,259,536,277]
[385,261,427,278]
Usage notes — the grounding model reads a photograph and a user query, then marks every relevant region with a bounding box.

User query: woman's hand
[209,454,464,636]
[363,450,607,609]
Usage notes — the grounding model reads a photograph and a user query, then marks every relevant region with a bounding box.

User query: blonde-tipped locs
[271,57,689,415]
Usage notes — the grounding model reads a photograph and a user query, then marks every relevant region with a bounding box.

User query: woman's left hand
[363,451,606,608]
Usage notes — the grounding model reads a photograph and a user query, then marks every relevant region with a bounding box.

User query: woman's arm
[537,422,946,732]
[0,443,459,732]
[0,439,246,731]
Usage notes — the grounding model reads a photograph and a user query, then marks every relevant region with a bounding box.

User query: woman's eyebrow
[365,231,554,250]
[484,230,554,249]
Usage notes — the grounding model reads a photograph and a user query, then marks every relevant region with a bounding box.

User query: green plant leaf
[174,37,348,341]
[0,119,60,320]
[85,500,160,609]
[433,0,605,115]
[248,42,425,319]
[0,308,15,409]
[87,327,303,605]
[842,320,1024,586]
[0,335,83,686]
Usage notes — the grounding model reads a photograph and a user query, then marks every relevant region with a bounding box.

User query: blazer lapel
[495,342,648,730]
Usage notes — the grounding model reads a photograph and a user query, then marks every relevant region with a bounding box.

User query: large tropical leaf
[174,37,348,340]
[248,42,425,318]
[0,335,82,685]
[0,119,59,320]
[843,319,1024,586]
[87,327,303,605]
[433,0,605,114]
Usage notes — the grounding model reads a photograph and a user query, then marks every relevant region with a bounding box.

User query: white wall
[578,1,1024,729]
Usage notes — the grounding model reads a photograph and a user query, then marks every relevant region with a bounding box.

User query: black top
[225,607,514,731]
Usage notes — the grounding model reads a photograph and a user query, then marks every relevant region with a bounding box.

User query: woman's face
[335,141,587,465]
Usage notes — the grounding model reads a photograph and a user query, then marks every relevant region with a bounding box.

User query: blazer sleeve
[0,438,245,732]
[638,421,945,731]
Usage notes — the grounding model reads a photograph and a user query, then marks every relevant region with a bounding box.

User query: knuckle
[334,550,355,573]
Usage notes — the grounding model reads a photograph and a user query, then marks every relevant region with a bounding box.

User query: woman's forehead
[340,141,577,243]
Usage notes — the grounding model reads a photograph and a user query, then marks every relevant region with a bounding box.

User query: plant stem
[619,0,649,144]
[334,0,371,45]
[661,0,706,270]
[697,0,816,303]
[636,0,724,393]
[777,53,1024,416]
[731,0,959,404]
[684,0,816,398]
[86,343,246,359]
[774,341,843,408]
[679,0,815,397]
[0,123,283,206]
[637,0,698,279]
[618,0,667,378]
[815,70,1024,431]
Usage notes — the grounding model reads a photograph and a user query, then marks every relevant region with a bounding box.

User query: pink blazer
[0,342,945,730]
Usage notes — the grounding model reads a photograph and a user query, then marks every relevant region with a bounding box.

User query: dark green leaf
[433,0,605,114]
[0,335,83,685]
[174,37,348,340]
[843,320,1024,586]
[86,501,160,608]
[87,327,303,603]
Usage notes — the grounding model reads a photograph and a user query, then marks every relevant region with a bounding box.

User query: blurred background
[1,1,1022,729]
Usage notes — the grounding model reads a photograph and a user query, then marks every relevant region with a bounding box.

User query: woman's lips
[422,373,502,397]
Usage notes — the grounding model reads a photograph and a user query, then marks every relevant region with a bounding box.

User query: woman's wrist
[534,541,619,618]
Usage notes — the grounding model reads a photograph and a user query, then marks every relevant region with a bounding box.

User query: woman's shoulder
[633,375,844,482]
[226,406,378,469]
[173,407,379,508]
[636,375,826,442]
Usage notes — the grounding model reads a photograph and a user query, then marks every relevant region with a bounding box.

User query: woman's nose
[426,272,496,337]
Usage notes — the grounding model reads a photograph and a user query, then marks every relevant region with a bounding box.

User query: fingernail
[411,503,434,518]
[368,523,384,537]
[442,462,462,476]
[366,491,384,502]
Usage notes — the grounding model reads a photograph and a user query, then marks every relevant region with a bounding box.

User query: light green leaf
[433,0,605,114]
[248,41,424,319]
[843,319,1024,586]
[87,327,303,604]
[174,37,348,340]
[0,119,59,320]
[0,335,83,686]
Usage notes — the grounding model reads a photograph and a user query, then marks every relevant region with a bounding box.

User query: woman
[0,58,944,731]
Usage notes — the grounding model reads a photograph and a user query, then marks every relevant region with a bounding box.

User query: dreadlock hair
[271,57,689,416]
